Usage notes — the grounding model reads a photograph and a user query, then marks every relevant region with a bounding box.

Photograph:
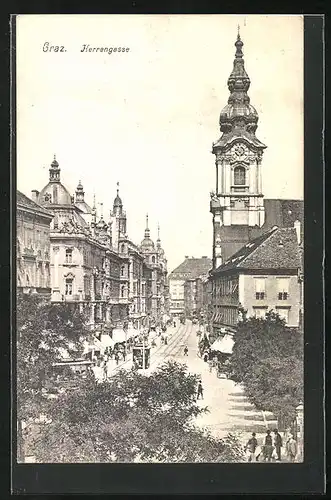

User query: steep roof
[170,257,212,280]
[212,226,301,274]
[17,190,54,219]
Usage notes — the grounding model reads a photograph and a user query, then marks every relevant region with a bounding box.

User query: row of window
[256,292,289,300]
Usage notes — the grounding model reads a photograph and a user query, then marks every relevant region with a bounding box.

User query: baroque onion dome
[38,155,73,205]
[140,214,155,252]
[75,180,93,214]
[113,182,123,214]
[214,31,266,151]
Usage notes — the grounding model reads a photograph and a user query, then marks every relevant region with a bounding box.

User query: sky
[16,14,304,273]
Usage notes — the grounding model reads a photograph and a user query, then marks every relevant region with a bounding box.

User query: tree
[228,311,303,427]
[16,293,92,459]
[31,361,245,463]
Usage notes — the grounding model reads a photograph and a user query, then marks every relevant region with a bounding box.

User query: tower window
[234,166,246,185]
[121,265,125,277]
[152,256,156,264]
[121,244,125,253]
[65,278,73,295]
[65,249,73,264]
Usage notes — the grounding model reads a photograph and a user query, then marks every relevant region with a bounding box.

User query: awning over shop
[210,334,235,354]
[112,328,138,344]
[112,328,127,344]
[100,334,115,348]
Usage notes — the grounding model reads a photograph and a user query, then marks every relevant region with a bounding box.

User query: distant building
[17,190,53,297]
[183,272,210,319]
[169,256,212,316]
[139,216,169,326]
[210,225,302,337]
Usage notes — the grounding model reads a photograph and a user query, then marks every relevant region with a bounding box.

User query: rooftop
[17,190,54,219]
[170,256,212,280]
[212,226,301,274]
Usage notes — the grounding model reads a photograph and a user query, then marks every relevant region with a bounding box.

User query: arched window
[121,265,125,277]
[121,285,125,298]
[65,248,73,264]
[234,166,246,185]
[152,256,156,264]
[65,278,73,295]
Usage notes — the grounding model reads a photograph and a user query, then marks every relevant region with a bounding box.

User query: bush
[32,361,245,463]
[228,311,303,427]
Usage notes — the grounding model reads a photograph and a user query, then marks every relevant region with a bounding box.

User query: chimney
[294,220,301,245]
[185,256,189,259]
[202,256,208,259]
[31,190,39,203]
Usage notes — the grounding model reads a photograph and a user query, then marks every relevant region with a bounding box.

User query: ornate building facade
[28,156,169,331]
[17,191,53,296]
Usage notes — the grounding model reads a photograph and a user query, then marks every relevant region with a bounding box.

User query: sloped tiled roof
[17,190,54,218]
[170,257,212,280]
[212,226,301,274]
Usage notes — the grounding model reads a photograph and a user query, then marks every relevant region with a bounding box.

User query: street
[109,320,278,453]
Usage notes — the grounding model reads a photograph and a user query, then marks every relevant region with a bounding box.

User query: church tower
[210,30,267,269]
[111,183,127,250]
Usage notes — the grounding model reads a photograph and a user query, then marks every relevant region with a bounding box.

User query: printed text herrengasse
[42,42,131,54]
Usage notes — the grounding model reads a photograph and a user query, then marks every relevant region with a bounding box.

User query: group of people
[245,429,298,463]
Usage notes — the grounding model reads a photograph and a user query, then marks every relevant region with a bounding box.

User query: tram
[132,343,151,369]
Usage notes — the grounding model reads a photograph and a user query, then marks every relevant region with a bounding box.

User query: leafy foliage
[227,310,303,425]
[17,292,92,422]
[31,361,245,463]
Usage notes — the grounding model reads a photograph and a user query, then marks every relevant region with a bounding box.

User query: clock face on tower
[231,143,249,162]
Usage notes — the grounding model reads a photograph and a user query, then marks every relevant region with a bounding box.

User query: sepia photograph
[15,14,304,465]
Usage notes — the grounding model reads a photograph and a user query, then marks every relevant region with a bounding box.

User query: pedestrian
[184,346,188,356]
[102,358,108,380]
[197,381,204,400]
[164,336,168,345]
[208,359,213,372]
[273,428,283,461]
[173,321,176,328]
[286,433,297,463]
[245,432,258,462]
[263,430,274,462]
[115,351,119,365]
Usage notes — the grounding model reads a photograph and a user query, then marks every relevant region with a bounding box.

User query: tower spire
[144,213,150,238]
[157,222,162,249]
